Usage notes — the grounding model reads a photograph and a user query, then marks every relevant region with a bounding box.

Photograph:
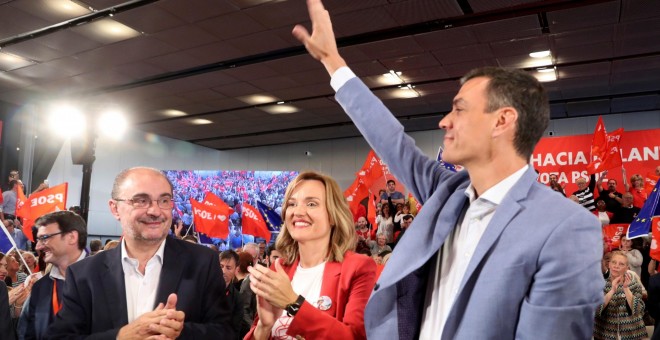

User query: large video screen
[164,170,298,250]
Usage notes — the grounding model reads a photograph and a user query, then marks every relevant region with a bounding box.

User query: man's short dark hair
[402,214,414,222]
[219,249,239,266]
[386,180,396,185]
[265,243,277,258]
[8,180,18,190]
[461,67,549,160]
[89,240,102,252]
[35,211,87,250]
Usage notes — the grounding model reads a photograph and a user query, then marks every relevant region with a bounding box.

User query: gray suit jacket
[335,76,603,339]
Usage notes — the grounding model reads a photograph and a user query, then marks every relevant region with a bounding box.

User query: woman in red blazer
[246,171,377,340]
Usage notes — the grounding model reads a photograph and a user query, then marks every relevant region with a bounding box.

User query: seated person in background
[380,180,405,205]
[619,236,643,281]
[594,251,646,340]
[572,174,597,211]
[4,251,27,288]
[264,244,282,268]
[392,214,414,249]
[611,192,641,224]
[355,216,372,243]
[246,171,376,339]
[592,198,613,226]
[89,240,102,256]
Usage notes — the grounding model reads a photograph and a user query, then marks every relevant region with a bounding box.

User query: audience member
[19,251,38,274]
[4,251,26,288]
[611,193,641,224]
[103,240,119,251]
[594,251,646,340]
[243,242,260,264]
[245,171,376,339]
[257,241,267,264]
[19,211,88,339]
[573,174,597,211]
[547,173,565,196]
[47,166,232,339]
[592,198,613,226]
[369,233,392,257]
[622,168,648,209]
[380,179,405,205]
[2,220,30,251]
[264,244,282,268]
[219,250,250,339]
[376,203,394,243]
[89,240,102,256]
[1,180,22,221]
[392,214,413,248]
[619,237,643,280]
[0,280,15,340]
[291,2,603,338]
[647,273,660,339]
[598,171,623,212]
[355,216,371,242]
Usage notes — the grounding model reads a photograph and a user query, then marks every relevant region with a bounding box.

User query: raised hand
[292,0,347,75]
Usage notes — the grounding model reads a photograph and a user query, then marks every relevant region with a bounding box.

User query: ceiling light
[72,18,141,44]
[379,70,404,85]
[161,109,187,117]
[45,0,91,16]
[537,67,555,73]
[48,104,86,138]
[97,110,127,139]
[529,50,551,58]
[191,118,213,125]
[238,94,279,105]
[534,70,557,82]
[392,84,421,98]
[259,104,299,114]
[0,52,34,71]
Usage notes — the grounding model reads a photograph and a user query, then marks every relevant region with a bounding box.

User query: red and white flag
[190,198,229,239]
[241,203,271,240]
[16,183,68,242]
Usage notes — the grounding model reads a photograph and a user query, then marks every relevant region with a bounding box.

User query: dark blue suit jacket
[46,237,232,339]
[19,274,63,339]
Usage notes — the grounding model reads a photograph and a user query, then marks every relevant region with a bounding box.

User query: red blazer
[245,251,376,339]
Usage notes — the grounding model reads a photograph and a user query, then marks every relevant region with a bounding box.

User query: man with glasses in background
[19,210,87,339]
[48,167,232,339]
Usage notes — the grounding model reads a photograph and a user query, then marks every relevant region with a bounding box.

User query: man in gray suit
[293,1,604,339]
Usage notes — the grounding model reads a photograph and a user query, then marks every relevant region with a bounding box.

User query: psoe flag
[190,198,229,239]
[0,220,17,254]
[628,179,660,239]
[241,203,271,241]
[16,183,68,242]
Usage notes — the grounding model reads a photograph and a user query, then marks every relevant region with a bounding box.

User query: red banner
[533,128,660,195]
[602,223,629,249]
[651,217,660,261]
[203,192,235,215]
[190,198,229,239]
[241,203,271,240]
[16,183,68,242]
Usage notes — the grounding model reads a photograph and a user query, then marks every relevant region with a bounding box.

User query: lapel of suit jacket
[318,260,341,315]
[378,177,470,288]
[101,245,128,328]
[155,237,184,307]
[457,167,536,293]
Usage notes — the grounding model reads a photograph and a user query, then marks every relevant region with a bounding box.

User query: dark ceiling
[0,0,659,150]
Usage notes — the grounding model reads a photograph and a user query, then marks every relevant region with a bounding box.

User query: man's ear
[492,107,518,138]
[109,200,121,221]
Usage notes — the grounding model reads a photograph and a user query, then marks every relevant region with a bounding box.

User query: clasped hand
[117,293,185,340]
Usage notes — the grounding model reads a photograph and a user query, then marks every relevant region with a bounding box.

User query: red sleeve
[285,256,376,339]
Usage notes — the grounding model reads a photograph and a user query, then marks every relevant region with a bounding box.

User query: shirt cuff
[330,66,357,92]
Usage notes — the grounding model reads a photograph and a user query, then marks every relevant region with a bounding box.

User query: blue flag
[0,221,17,254]
[437,146,457,172]
[257,201,282,232]
[628,180,660,239]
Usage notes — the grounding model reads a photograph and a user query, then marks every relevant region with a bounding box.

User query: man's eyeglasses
[113,195,173,209]
[35,231,65,243]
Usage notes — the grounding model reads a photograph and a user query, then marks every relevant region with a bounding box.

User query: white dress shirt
[121,239,166,323]
[419,165,528,339]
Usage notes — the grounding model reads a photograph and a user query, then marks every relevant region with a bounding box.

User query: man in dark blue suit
[47,167,231,339]
[18,211,87,340]
[647,273,660,340]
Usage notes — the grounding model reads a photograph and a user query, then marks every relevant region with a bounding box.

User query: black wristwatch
[285,295,305,317]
